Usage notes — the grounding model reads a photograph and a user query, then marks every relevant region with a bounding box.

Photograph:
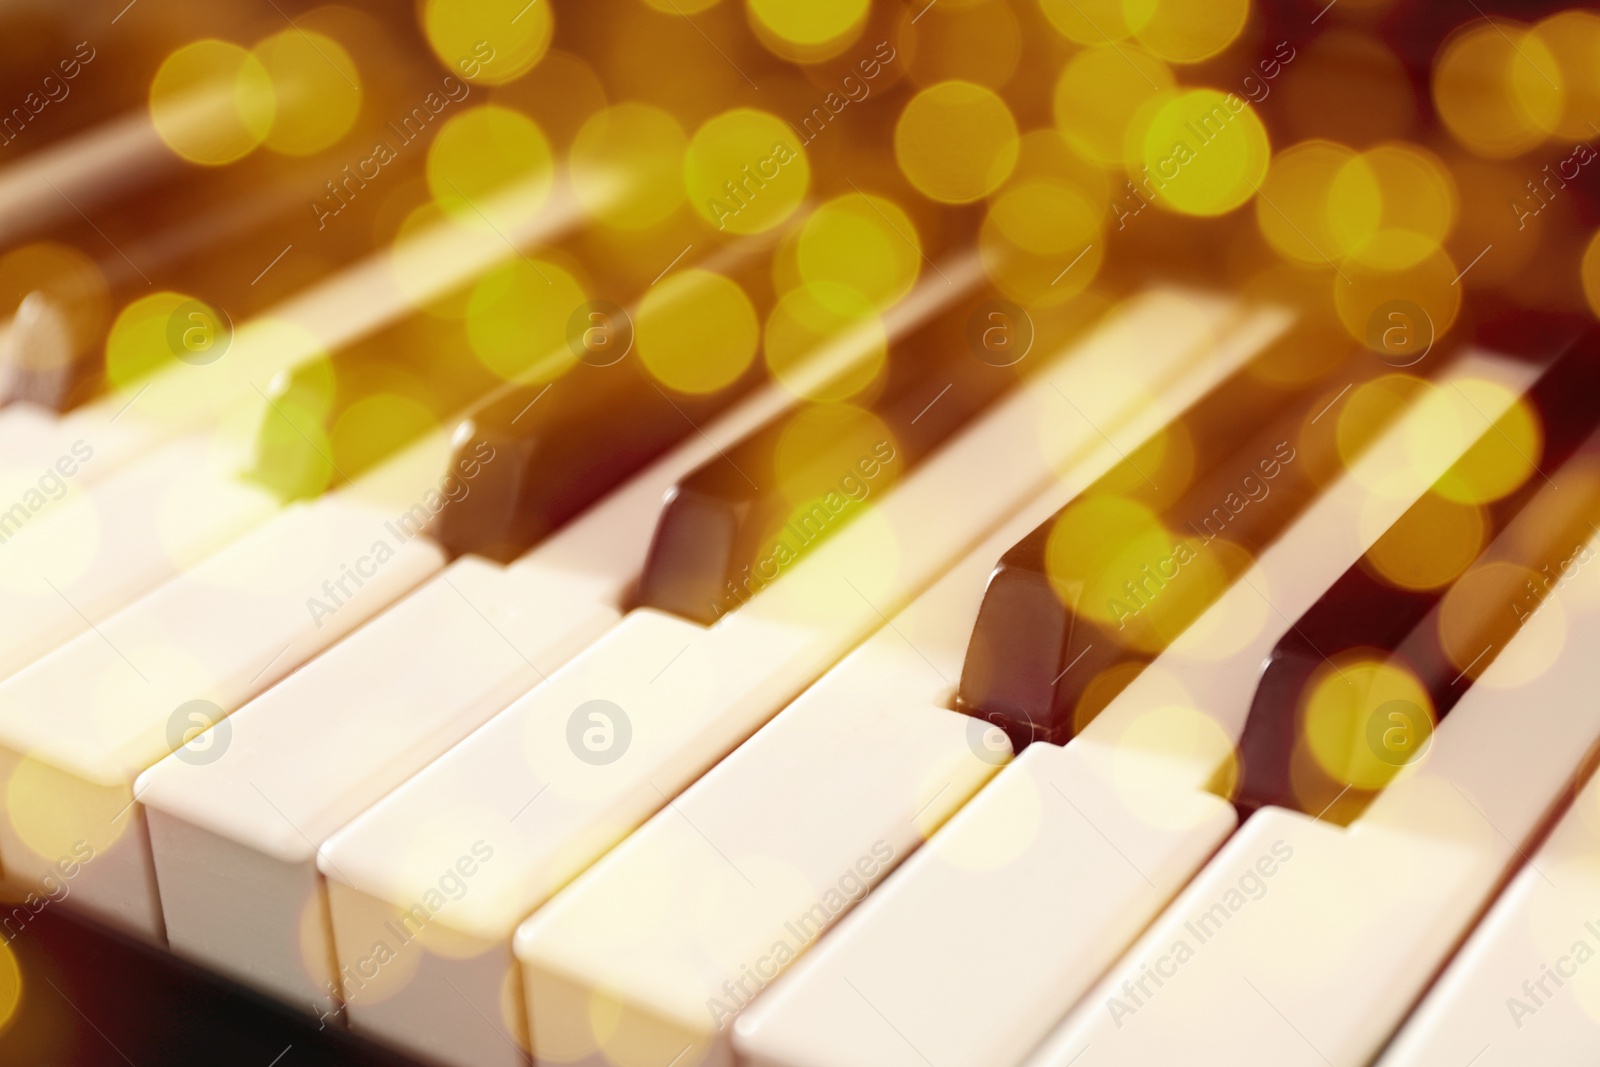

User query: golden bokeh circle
[1137,88,1270,216]
[895,80,1019,203]
[423,0,554,85]
[684,109,810,234]
[149,39,275,165]
[638,269,760,394]
[253,28,362,156]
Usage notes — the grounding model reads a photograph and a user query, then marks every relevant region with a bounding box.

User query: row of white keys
[312,288,1290,1067]
[0,174,592,478]
[0,431,456,937]
[0,181,594,680]
[733,349,1539,1067]
[1022,366,1600,1063]
[129,328,863,1012]
[1379,753,1600,1065]
[510,452,1103,1067]
[122,262,979,1007]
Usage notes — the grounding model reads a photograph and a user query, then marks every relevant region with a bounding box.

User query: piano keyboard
[1,1,1599,1066]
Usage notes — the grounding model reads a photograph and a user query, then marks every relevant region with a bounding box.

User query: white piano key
[0,433,454,938]
[731,349,1539,1067]
[511,457,1095,1067]
[132,362,815,1013]
[314,288,1291,1067]
[0,428,279,684]
[1021,415,1600,1067]
[1379,761,1600,1067]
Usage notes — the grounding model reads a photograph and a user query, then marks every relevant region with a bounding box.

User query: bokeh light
[1136,88,1270,216]
[637,269,759,394]
[570,103,687,229]
[253,28,362,156]
[1054,45,1174,168]
[1433,20,1563,159]
[1255,140,1358,267]
[423,0,553,85]
[796,193,921,312]
[1128,0,1249,65]
[896,80,1019,203]
[149,39,275,165]
[1328,143,1457,270]
[684,109,810,234]
[428,105,555,229]
[465,260,587,381]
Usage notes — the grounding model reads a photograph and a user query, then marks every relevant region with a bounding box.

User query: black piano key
[429,260,775,562]
[631,288,1060,626]
[1234,326,1600,823]
[954,322,1393,751]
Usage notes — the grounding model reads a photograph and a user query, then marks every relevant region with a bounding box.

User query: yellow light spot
[797,193,921,312]
[642,0,720,11]
[570,104,686,229]
[6,756,131,863]
[1138,88,1269,216]
[1332,250,1462,353]
[1328,143,1457,270]
[1363,491,1485,591]
[895,80,1018,203]
[1126,0,1249,64]
[1532,10,1600,140]
[1111,704,1239,823]
[763,283,886,402]
[1255,140,1358,267]
[1044,496,1172,626]
[253,28,361,156]
[0,940,17,1032]
[331,393,438,478]
[747,0,868,47]
[104,291,193,389]
[1302,658,1434,791]
[638,269,759,394]
[423,0,553,85]
[685,109,809,234]
[252,358,337,500]
[149,40,275,165]
[1433,20,1563,159]
[1583,228,1600,321]
[428,105,554,230]
[1334,373,1428,472]
[773,404,897,505]
[1039,0,1135,44]
[465,260,587,381]
[1054,45,1174,167]
[1430,386,1539,505]
[980,181,1102,305]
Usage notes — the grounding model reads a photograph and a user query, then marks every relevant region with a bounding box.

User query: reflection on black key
[249,312,504,502]
[1234,327,1600,823]
[955,322,1395,751]
[430,264,776,562]
[633,290,1074,626]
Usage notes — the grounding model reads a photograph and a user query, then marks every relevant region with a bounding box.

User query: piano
[0,1,1597,1065]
